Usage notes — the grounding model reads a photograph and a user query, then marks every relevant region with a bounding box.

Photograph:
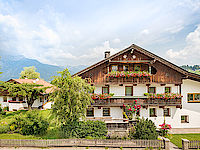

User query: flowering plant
[90,93,114,100]
[145,93,182,100]
[159,123,172,136]
[123,99,141,120]
[107,71,151,78]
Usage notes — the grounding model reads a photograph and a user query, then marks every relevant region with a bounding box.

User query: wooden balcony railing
[92,96,182,107]
[105,76,153,84]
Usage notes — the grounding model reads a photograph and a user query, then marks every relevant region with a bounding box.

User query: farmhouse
[73,44,200,134]
[0,79,53,111]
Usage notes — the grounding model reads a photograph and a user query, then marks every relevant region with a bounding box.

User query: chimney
[104,51,110,59]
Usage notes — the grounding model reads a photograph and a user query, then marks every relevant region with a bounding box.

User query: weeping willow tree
[51,68,94,125]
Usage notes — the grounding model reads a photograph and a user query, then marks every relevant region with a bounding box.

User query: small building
[0,79,53,111]
[73,44,200,134]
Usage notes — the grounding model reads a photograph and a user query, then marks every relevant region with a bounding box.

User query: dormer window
[123,65,129,71]
[111,65,118,71]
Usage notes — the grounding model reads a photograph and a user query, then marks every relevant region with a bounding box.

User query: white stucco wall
[92,107,123,123]
[140,106,183,128]
[0,96,44,111]
[9,103,28,111]
[43,101,53,109]
[94,84,179,96]
[0,96,11,108]
[93,81,200,129]
[133,84,147,96]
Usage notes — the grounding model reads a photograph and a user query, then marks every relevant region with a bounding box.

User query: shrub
[134,118,158,140]
[9,110,49,135]
[0,125,10,133]
[62,120,107,138]
[0,121,10,134]
[0,105,6,115]
[128,125,136,139]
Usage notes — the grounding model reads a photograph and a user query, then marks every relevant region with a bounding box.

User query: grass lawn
[167,134,200,148]
[0,133,40,139]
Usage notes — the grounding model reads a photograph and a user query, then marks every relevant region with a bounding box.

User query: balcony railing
[105,76,151,84]
[92,96,182,107]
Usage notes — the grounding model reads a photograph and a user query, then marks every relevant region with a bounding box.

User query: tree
[0,81,48,110]
[51,68,94,125]
[20,66,40,79]
[133,118,158,140]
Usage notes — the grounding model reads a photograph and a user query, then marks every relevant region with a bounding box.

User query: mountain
[0,54,87,81]
[180,65,200,75]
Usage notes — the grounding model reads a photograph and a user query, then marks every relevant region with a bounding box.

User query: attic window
[151,66,157,74]
[111,65,118,71]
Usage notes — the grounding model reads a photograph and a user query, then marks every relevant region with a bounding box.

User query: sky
[0,0,200,66]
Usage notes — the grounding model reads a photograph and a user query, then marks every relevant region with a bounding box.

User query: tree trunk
[28,104,32,110]
[27,96,34,110]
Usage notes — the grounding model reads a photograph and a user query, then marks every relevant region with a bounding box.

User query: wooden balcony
[92,96,182,107]
[105,76,153,84]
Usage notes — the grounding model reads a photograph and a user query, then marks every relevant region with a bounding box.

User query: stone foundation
[108,130,128,139]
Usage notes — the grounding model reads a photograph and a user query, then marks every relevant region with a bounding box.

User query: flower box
[107,71,151,78]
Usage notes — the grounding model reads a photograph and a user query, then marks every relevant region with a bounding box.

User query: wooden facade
[74,44,185,85]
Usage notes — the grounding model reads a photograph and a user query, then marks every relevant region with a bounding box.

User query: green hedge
[62,120,107,138]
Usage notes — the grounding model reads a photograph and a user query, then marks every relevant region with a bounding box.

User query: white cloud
[165,24,184,34]
[166,25,200,65]
[0,0,200,67]
[112,38,121,44]
[140,29,149,35]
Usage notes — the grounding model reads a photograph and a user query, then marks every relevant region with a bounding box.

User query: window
[149,108,156,117]
[187,93,200,102]
[163,108,170,117]
[125,86,133,96]
[19,96,23,101]
[148,87,156,94]
[111,65,118,71]
[134,64,141,71]
[86,107,94,117]
[165,87,171,93]
[12,97,16,101]
[181,115,189,123]
[123,65,129,71]
[103,108,110,116]
[3,97,7,102]
[102,87,109,94]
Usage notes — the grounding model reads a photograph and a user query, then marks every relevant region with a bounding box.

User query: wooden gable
[73,44,200,85]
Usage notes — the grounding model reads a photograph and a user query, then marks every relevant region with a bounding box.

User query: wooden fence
[182,139,200,150]
[188,140,200,149]
[0,139,166,148]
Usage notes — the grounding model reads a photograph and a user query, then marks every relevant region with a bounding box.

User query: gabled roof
[7,79,54,94]
[73,44,200,81]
